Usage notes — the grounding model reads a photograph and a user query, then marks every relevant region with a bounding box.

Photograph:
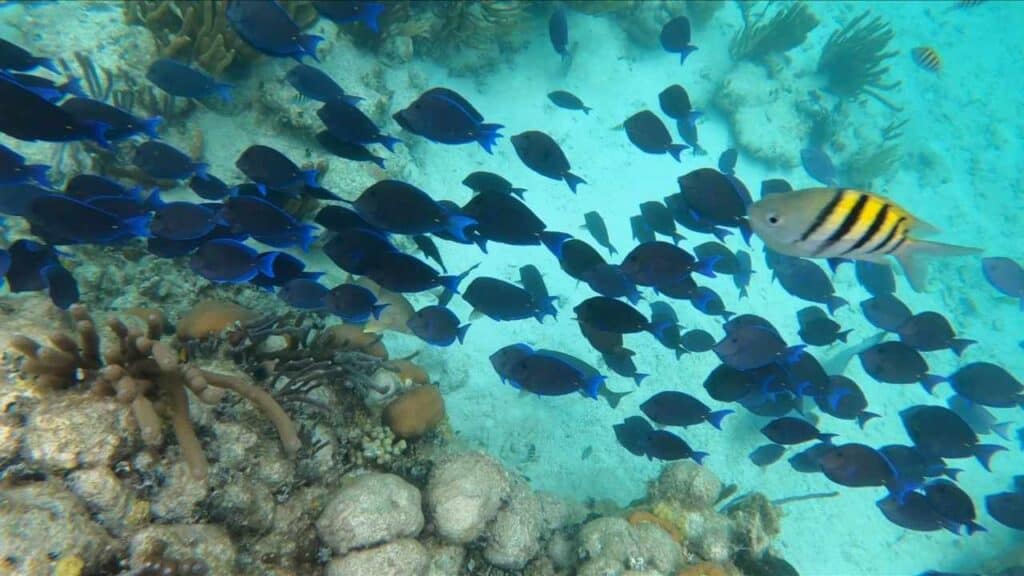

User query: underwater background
[0,1,1022,575]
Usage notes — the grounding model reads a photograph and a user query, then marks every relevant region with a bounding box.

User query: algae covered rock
[21,392,134,473]
[483,480,544,569]
[128,523,236,575]
[427,451,510,544]
[649,461,722,510]
[325,538,430,576]
[316,472,425,554]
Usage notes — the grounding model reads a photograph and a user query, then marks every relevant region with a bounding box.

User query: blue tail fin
[377,135,402,152]
[992,422,1012,441]
[564,171,586,194]
[214,82,233,103]
[456,323,470,344]
[361,2,386,33]
[38,57,60,75]
[920,374,946,395]
[583,375,605,399]
[298,225,318,252]
[950,338,976,356]
[826,295,849,315]
[964,521,987,536]
[667,143,688,162]
[476,123,503,154]
[24,164,51,187]
[856,411,880,429]
[836,329,852,343]
[707,409,733,430]
[302,169,319,188]
[819,433,838,444]
[371,303,389,320]
[122,215,152,239]
[712,226,732,243]
[445,214,477,243]
[695,256,720,278]
[193,162,210,180]
[298,34,325,62]
[691,450,709,465]
[258,252,280,278]
[678,45,698,65]
[685,110,703,128]
[142,116,163,139]
[510,187,527,199]
[974,444,1006,471]
[632,373,648,386]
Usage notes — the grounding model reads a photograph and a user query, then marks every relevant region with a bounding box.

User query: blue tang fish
[190,238,280,284]
[146,58,232,102]
[226,0,324,62]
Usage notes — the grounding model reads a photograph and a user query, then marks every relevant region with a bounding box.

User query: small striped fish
[749,188,980,292]
[912,47,942,72]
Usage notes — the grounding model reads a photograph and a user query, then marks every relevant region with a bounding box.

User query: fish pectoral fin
[895,238,983,293]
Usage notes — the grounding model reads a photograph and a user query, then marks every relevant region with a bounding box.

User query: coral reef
[837,118,907,188]
[383,384,446,439]
[817,11,901,109]
[731,2,819,65]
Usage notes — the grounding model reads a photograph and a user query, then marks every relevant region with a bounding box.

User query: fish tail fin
[456,323,471,345]
[582,375,604,399]
[61,76,86,98]
[214,82,233,103]
[856,411,880,429]
[582,106,592,115]
[141,116,163,139]
[510,187,527,199]
[476,123,504,154]
[123,214,152,239]
[992,422,1012,441]
[297,226,317,253]
[445,214,477,243]
[721,310,735,321]
[144,189,165,210]
[254,183,267,197]
[695,256,720,278]
[826,295,849,315]
[632,373,648,386]
[24,164,51,187]
[341,94,364,106]
[712,226,733,243]
[679,46,698,65]
[826,257,851,273]
[670,231,686,245]
[38,57,60,75]
[87,121,112,149]
[378,135,402,153]
[707,409,734,430]
[819,433,838,444]
[950,338,976,357]
[298,34,325,62]
[784,344,807,365]
[370,155,386,170]
[564,172,586,194]
[258,252,280,278]
[691,451,709,465]
[685,109,703,128]
[965,521,987,536]
[944,468,962,482]
[362,2,386,33]
[738,219,753,246]
[193,162,210,180]
[738,286,748,299]
[371,303,389,320]
[920,374,946,395]
[302,169,319,188]
[836,329,852,343]
[974,443,1006,471]
[674,347,687,360]
[667,144,688,162]
[439,262,480,294]
[896,238,983,292]
[608,244,618,257]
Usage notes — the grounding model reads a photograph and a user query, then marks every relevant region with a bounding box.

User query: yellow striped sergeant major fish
[748,188,981,292]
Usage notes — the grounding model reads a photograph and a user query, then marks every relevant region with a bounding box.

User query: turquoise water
[1,1,1023,575]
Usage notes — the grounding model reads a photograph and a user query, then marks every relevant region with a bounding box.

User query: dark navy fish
[733,250,753,298]
[579,320,624,355]
[649,302,684,357]
[986,491,1024,531]
[771,255,847,314]
[901,405,1006,471]
[535,350,619,406]
[323,227,396,275]
[506,350,604,398]
[188,172,235,200]
[462,171,525,199]
[583,210,616,256]
[220,195,317,251]
[660,16,697,64]
[713,323,796,371]
[800,147,838,186]
[749,443,787,468]
[133,141,207,181]
[393,87,503,153]
[40,263,77,309]
[858,341,945,392]
[663,192,731,243]
[880,444,960,486]
[0,38,59,73]
[519,264,556,321]
[351,179,474,242]
[546,235,604,280]
[8,72,85,103]
[897,312,975,356]
[190,238,279,284]
[548,7,569,61]
[147,222,245,259]
[323,283,387,322]
[855,260,895,296]
[947,395,1012,440]
[145,58,231,101]
[365,252,470,295]
[462,190,545,249]
[59,97,161,141]
[614,416,654,457]
[86,194,147,220]
[703,363,756,402]
[797,305,851,346]
[761,417,835,445]
[718,148,738,175]
[580,263,640,304]
[693,242,738,276]
[639,200,684,244]
[948,362,1023,408]
[147,191,217,241]
[407,305,468,347]
[644,429,707,464]
[548,90,590,114]
[277,278,328,310]
[630,214,655,243]
[760,178,793,198]
[236,144,318,190]
[64,174,138,201]
[690,286,734,320]
[860,293,913,332]
[286,64,361,104]
[877,492,946,532]
[602,347,648,386]
[28,194,149,245]
[574,296,653,335]
[724,313,781,336]
[226,0,323,61]
[252,251,322,289]
[681,329,715,353]
[818,443,895,487]
[788,442,834,473]
[624,111,687,162]
[490,343,534,383]
[640,391,732,430]
[981,256,1024,307]
[510,130,585,193]
[620,241,712,288]
[463,276,550,322]
[317,99,401,151]
[412,234,446,273]
[316,130,385,169]
[312,0,385,32]
[814,375,879,429]
[677,168,751,243]
[0,72,109,146]
[0,142,49,186]
[924,479,985,535]
[658,84,699,125]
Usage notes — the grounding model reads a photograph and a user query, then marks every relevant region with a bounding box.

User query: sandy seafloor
[2,1,1024,574]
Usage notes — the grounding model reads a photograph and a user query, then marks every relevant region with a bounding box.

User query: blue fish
[252,252,322,289]
[86,195,148,220]
[718,148,738,175]
[189,172,236,200]
[406,305,469,347]
[0,72,109,147]
[277,278,328,310]
[146,191,218,241]
[5,239,59,292]
[316,130,386,169]
[489,343,535,384]
[7,72,85,103]
[133,141,208,181]
[364,252,472,295]
[41,263,78,309]
[350,179,475,241]
[227,0,324,61]
[59,97,161,141]
[146,58,232,101]
[644,429,707,464]
[190,238,279,284]
[393,87,503,154]
[505,350,604,399]
[0,182,52,217]
[285,64,362,104]
[602,348,649,387]
[614,416,654,457]
[0,38,59,73]
[65,174,140,201]
[28,194,150,245]
[312,1,385,33]
[548,7,569,61]
[317,99,401,151]
[800,147,838,186]
[323,227,396,275]
[322,283,388,323]
[220,195,317,251]
[146,223,246,259]
[580,263,641,304]
[235,144,318,191]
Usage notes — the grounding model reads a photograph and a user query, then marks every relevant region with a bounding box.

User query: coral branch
[730,2,818,63]
[817,11,900,100]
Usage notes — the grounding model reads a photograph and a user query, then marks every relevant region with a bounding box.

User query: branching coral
[817,11,901,110]
[9,306,300,481]
[730,2,818,63]
[839,118,907,187]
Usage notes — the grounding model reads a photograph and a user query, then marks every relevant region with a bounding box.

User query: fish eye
[766,213,782,226]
